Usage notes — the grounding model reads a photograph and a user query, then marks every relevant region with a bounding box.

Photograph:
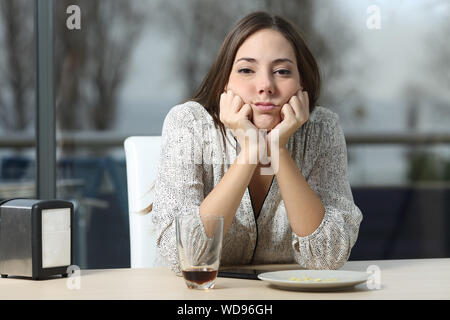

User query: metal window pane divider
[35,0,55,200]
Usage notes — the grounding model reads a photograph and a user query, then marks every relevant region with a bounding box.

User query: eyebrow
[234,57,295,65]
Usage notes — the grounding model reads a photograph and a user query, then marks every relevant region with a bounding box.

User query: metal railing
[1,132,450,148]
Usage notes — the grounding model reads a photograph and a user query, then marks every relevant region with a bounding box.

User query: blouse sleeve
[152,105,209,276]
[291,113,363,270]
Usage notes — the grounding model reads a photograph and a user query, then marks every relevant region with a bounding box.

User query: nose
[257,71,275,96]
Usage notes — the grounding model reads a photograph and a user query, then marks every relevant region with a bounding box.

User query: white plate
[257,270,369,291]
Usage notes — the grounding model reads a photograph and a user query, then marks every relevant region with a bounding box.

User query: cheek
[280,81,301,101]
[227,77,253,101]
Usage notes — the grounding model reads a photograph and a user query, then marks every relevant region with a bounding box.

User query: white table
[0,258,449,300]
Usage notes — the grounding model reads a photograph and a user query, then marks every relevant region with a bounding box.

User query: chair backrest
[124,136,161,268]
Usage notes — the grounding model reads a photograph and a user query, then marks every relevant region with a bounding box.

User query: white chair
[124,136,161,268]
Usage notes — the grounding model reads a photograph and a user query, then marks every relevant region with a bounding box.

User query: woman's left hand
[267,90,309,154]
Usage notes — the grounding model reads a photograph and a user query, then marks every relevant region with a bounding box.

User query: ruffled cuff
[291,205,351,270]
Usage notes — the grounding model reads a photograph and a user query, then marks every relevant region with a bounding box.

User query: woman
[152,11,362,275]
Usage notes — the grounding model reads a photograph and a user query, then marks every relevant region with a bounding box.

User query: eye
[238,68,253,74]
[274,69,292,75]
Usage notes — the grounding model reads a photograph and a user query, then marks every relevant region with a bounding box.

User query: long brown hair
[191,11,321,145]
[141,12,321,216]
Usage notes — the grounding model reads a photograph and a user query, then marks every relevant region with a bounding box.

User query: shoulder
[303,106,342,138]
[164,100,212,127]
[293,106,344,149]
[292,106,340,140]
[308,106,339,126]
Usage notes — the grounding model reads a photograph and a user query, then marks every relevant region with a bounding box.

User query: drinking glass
[176,215,224,289]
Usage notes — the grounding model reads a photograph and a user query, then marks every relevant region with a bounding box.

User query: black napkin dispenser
[0,199,73,280]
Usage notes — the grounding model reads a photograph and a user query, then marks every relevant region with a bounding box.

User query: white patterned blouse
[152,100,363,275]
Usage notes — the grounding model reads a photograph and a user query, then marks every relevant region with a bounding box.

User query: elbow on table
[294,238,353,270]
[325,248,352,270]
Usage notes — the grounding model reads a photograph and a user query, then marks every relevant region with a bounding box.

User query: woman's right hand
[219,90,260,162]
[219,90,254,131]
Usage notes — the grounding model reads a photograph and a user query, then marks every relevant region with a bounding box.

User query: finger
[297,91,310,122]
[281,103,295,120]
[226,89,233,104]
[220,91,227,103]
[240,103,252,120]
[295,91,309,112]
[219,92,227,111]
[231,94,243,113]
[289,95,302,118]
[301,91,310,118]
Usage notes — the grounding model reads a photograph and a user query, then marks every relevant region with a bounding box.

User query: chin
[253,117,280,132]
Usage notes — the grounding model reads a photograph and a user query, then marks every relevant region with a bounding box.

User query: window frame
[35,0,56,199]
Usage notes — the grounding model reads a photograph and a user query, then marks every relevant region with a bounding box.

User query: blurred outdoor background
[0,0,449,269]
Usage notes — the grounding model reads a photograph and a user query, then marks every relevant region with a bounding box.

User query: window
[0,0,36,200]
[1,0,448,270]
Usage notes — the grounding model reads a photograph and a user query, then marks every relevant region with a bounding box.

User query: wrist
[269,146,290,176]
[236,144,259,166]
[267,142,288,157]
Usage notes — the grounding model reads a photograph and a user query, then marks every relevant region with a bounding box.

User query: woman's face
[226,28,302,131]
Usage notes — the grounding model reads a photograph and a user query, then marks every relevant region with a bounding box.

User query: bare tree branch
[54,0,148,137]
[0,0,34,132]
[85,0,147,131]
[55,0,89,132]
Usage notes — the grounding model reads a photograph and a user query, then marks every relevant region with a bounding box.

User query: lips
[254,102,279,111]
